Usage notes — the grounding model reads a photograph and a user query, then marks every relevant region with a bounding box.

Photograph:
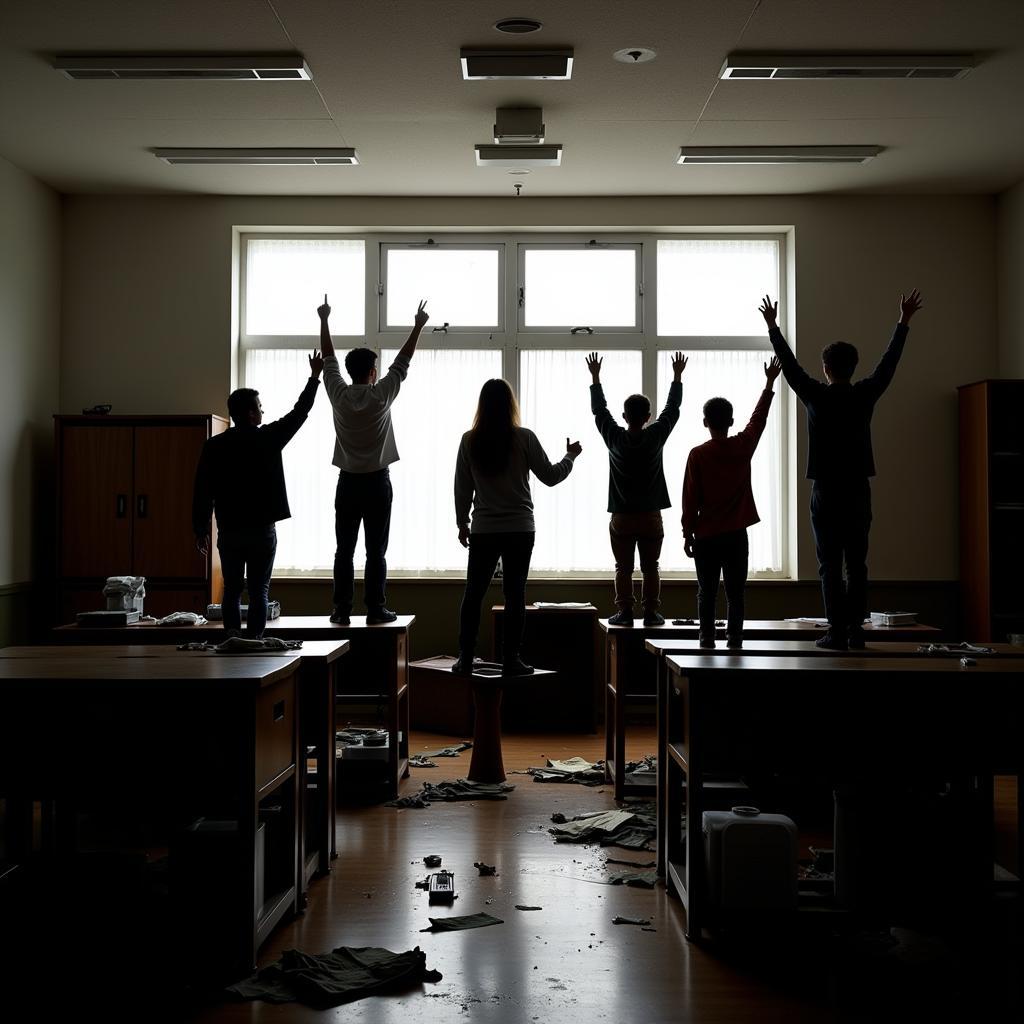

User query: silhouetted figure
[453,379,582,675]
[319,296,428,625]
[192,353,323,636]
[587,350,686,626]
[682,358,781,648]
[760,290,923,649]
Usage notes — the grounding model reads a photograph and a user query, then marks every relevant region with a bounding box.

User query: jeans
[333,468,393,613]
[692,528,749,640]
[218,525,277,637]
[810,479,872,628]
[458,532,535,661]
[608,511,665,612]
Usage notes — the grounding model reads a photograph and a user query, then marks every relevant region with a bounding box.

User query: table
[599,619,941,801]
[53,615,413,800]
[0,648,304,976]
[660,653,1024,941]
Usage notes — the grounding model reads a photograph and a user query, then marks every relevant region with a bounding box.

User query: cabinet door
[133,424,209,579]
[60,425,133,577]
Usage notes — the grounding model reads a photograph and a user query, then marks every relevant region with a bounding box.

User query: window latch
[518,286,524,308]
[432,322,450,333]
[570,326,594,335]
[377,282,384,295]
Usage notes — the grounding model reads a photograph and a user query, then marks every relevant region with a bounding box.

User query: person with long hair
[452,378,582,675]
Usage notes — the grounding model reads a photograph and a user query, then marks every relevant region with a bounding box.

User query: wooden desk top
[646,639,1024,658]
[491,604,598,615]
[665,653,1024,676]
[1,640,350,664]
[600,618,940,638]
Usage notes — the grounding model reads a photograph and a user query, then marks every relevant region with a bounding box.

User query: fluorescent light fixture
[153,148,358,166]
[475,144,562,167]
[719,53,976,80]
[54,54,312,80]
[461,48,573,80]
[493,108,545,144]
[677,146,882,165]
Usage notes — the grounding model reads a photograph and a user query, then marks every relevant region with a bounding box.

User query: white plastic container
[702,806,798,911]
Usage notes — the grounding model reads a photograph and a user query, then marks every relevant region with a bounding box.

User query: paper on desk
[532,602,594,610]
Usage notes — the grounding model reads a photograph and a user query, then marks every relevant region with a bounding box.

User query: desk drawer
[256,676,296,789]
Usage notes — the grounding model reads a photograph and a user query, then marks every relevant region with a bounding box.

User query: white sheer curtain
[657,350,782,573]
[519,350,643,571]
[657,239,779,336]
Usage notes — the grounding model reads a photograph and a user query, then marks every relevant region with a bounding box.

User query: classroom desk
[660,653,1024,941]
[645,639,1024,876]
[599,618,941,800]
[53,615,413,800]
[0,648,304,975]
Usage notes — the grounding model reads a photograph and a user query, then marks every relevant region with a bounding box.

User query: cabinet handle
[137,494,148,518]
[116,494,127,518]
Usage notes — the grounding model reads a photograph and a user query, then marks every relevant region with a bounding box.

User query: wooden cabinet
[55,415,228,619]
[958,380,1024,642]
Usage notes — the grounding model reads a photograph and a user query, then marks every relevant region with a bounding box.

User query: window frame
[237,230,790,579]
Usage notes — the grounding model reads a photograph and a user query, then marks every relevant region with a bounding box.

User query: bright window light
[245,238,364,336]
[523,248,638,328]
[657,239,779,336]
[385,248,500,328]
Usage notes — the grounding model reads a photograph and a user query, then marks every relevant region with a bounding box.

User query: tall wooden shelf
[958,380,1024,642]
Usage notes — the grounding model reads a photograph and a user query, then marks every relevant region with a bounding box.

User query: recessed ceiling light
[494,18,543,34]
[153,148,358,165]
[54,54,312,80]
[476,144,562,167]
[461,48,573,80]
[719,53,976,80]
[676,146,882,165]
[613,47,656,64]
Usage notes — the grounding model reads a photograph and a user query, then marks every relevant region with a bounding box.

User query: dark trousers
[458,532,535,660]
[810,479,872,628]
[333,468,393,613]
[692,529,749,640]
[218,525,277,637]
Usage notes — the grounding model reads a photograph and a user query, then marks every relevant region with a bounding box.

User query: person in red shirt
[682,357,782,648]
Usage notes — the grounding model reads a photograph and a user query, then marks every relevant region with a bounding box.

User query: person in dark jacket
[759,290,923,649]
[193,350,324,636]
[587,350,686,626]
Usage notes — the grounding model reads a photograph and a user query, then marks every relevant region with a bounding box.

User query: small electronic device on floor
[428,871,455,904]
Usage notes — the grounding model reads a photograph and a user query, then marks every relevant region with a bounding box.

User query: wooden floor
[170,728,1020,1024]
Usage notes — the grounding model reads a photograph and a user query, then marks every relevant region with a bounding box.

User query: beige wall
[60,194,996,581]
[0,156,60,588]
[998,179,1024,378]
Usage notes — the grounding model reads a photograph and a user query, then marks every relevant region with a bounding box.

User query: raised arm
[262,351,323,448]
[318,297,346,403]
[526,430,580,487]
[454,434,474,547]
[397,299,429,363]
[759,295,819,403]
[586,352,623,448]
[735,357,779,452]
[375,300,430,407]
[647,351,686,442]
[859,289,922,401]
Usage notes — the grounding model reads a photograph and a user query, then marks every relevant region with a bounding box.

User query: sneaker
[366,607,398,625]
[502,657,535,676]
[815,629,848,651]
[329,607,350,625]
[608,609,634,627]
[726,635,743,650]
[643,610,666,627]
[451,654,475,676]
[699,635,716,650]
[847,625,866,650]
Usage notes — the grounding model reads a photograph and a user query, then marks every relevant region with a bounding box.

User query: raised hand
[672,351,688,380]
[899,289,923,324]
[414,299,429,329]
[317,293,331,321]
[758,295,778,328]
[764,356,782,387]
[586,351,602,380]
[566,437,583,459]
[458,525,470,549]
[308,349,324,378]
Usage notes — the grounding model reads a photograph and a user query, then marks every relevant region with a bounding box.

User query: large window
[238,233,787,577]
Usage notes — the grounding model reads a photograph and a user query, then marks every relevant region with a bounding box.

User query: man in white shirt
[318,297,429,624]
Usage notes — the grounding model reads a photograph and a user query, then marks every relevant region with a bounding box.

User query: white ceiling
[1,0,1023,196]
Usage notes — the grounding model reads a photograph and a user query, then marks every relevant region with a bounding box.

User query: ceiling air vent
[719,53,976,80]
[676,146,882,165]
[153,148,358,166]
[494,108,545,144]
[475,144,562,167]
[461,48,573,80]
[54,54,312,81]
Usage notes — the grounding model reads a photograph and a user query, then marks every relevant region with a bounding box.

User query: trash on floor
[605,857,657,868]
[514,905,543,911]
[387,780,515,808]
[474,861,498,876]
[608,870,658,889]
[420,913,503,933]
[611,916,652,927]
[428,871,456,904]
[525,756,606,785]
[424,855,442,867]
[227,946,441,1007]
[548,808,656,851]
[419,741,473,758]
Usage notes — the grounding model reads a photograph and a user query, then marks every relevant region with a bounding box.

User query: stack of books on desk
[869,611,918,626]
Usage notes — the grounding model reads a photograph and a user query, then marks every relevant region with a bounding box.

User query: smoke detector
[613,47,657,64]
[495,18,543,34]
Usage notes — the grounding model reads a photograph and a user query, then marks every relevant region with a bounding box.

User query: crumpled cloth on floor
[176,636,302,654]
[409,742,473,767]
[420,913,503,933]
[387,780,514,808]
[549,807,656,851]
[227,945,441,1007]
[524,756,606,785]
[916,642,995,655]
[608,870,658,889]
[150,611,207,627]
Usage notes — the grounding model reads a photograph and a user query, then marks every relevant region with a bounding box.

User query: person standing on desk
[192,350,324,637]
[759,289,923,650]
